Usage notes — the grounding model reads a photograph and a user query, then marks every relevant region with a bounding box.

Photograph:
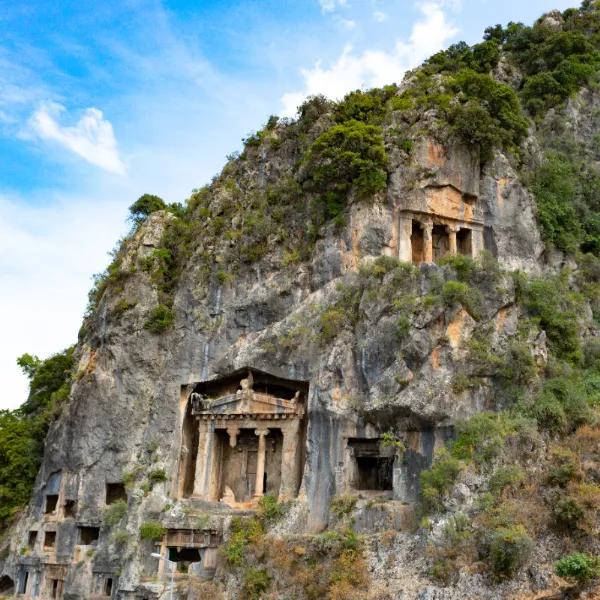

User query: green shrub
[222,517,263,567]
[301,120,387,222]
[103,500,127,527]
[318,307,349,344]
[148,468,168,485]
[449,69,528,162]
[529,376,596,433]
[139,521,166,541]
[420,450,461,512]
[555,552,600,583]
[442,280,481,319]
[452,412,518,465]
[552,496,584,529]
[144,305,174,333]
[489,466,524,494]
[242,567,270,599]
[517,274,583,364]
[439,253,476,282]
[257,494,285,523]
[334,87,396,125]
[486,525,533,579]
[113,298,137,316]
[129,194,166,224]
[330,495,358,519]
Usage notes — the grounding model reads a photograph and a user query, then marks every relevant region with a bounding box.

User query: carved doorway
[411,221,424,263]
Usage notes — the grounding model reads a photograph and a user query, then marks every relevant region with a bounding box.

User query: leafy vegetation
[139,521,166,541]
[144,304,174,333]
[102,500,127,527]
[300,119,388,223]
[556,552,600,583]
[0,348,74,530]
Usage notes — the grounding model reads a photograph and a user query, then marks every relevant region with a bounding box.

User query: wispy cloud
[373,10,387,22]
[319,0,348,13]
[28,102,126,174]
[281,0,459,116]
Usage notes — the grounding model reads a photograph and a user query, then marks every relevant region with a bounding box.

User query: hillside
[2,3,600,599]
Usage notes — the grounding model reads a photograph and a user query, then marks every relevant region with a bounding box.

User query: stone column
[253,428,269,498]
[447,225,458,255]
[279,420,300,501]
[193,420,218,500]
[398,215,413,263]
[423,223,433,263]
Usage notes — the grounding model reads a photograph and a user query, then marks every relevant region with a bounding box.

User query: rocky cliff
[2,4,600,600]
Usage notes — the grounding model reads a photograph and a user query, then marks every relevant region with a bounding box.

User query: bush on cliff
[0,348,74,530]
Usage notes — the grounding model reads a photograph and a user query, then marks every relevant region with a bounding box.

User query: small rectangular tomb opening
[43,531,56,549]
[105,482,127,505]
[457,227,472,256]
[411,220,424,264]
[348,439,394,491]
[44,494,58,514]
[104,576,113,597]
[78,526,100,545]
[64,499,76,518]
[28,530,37,549]
[48,578,63,599]
[168,547,202,573]
[432,224,449,261]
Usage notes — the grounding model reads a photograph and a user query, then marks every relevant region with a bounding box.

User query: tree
[128,194,167,224]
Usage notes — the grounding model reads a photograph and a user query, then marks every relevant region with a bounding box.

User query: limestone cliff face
[6,52,600,599]
[0,123,546,599]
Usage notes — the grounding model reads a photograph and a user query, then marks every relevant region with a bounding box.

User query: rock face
[10,27,600,593]
[0,124,547,600]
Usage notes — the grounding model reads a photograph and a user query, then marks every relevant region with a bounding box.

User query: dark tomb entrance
[411,221,424,264]
[348,439,394,491]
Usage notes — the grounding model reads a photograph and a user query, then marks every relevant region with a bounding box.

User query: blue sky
[0,0,578,408]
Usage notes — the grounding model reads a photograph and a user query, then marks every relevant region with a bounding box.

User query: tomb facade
[393,140,487,264]
[178,368,307,507]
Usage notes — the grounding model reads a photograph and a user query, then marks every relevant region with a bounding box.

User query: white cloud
[28,102,126,175]
[281,1,459,116]
[319,0,348,13]
[373,10,387,22]
[0,192,129,409]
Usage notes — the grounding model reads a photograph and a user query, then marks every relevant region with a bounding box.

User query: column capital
[445,224,459,233]
[254,428,270,437]
[226,425,240,448]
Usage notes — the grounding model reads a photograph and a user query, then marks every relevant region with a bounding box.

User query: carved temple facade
[392,140,489,264]
[177,368,307,508]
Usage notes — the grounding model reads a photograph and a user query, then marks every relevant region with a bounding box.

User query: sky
[0,0,578,409]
